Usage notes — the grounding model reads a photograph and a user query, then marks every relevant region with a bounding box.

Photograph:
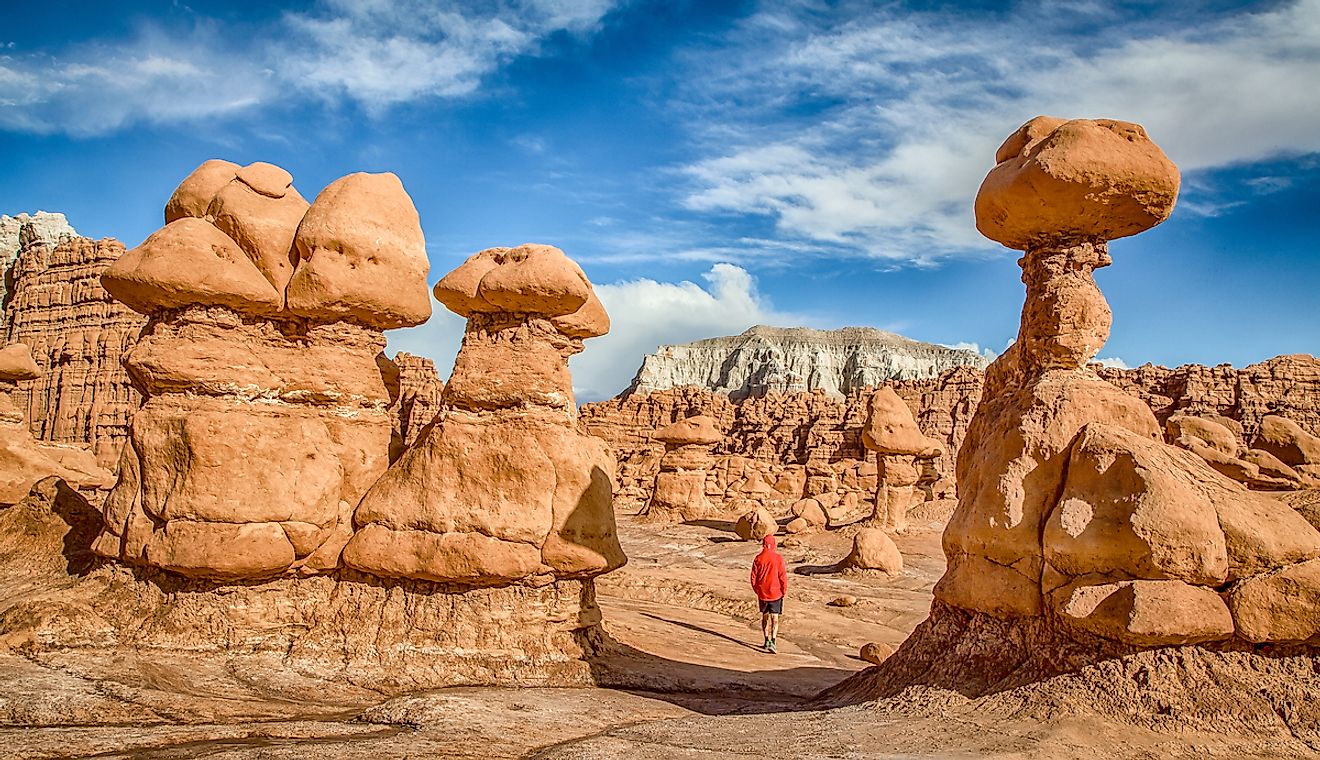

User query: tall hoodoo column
[342,243,626,586]
[937,117,1181,617]
[93,160,430,581]
[861,387,942,535]
[934,116,1320,648]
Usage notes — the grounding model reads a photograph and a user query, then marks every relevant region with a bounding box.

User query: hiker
[750,533,788,653]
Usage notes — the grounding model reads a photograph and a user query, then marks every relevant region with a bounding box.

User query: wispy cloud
[672,0,1320,264]
[0,0,618,134]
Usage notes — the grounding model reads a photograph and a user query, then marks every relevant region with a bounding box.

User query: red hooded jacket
[750,534,788,602]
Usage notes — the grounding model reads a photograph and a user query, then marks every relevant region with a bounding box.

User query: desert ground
[4,498,1314,760]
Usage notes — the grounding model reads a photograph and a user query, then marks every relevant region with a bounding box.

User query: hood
[761,534,777,551]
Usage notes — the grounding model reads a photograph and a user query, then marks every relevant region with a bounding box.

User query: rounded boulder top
[0,343,41,382]
[655,415,724,446]
[164,159,240,224]
[101,217,283,316]
[862,387,943,457]
[284,171,432,330]
[974,116,1180,250]
[434,244,609,336]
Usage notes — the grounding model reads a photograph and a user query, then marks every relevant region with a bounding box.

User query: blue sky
[2,0,1317,399]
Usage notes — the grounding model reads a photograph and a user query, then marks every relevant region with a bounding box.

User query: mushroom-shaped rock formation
[0,343,111,504]
[93,160,430,581]
[337,244,623,682]
[936,116,1320,640]
[861,387,943,535]
[640,415,724,523]
[821,119,1320,713]
[342,242,624,584]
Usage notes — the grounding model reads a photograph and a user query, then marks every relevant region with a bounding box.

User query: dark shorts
[758,597,784,615]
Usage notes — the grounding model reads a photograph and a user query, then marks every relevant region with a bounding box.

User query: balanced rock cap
[862,387,942,456]
[975,116,1180,250]
[655,415,724,446]
[434,244,600,324]
[101,217,283,316]
[285,171,432,329]
[0,343,41,382]
[164,159,241,223]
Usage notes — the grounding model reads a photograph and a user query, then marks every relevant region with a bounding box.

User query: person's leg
[761,611,771,648]
[768,613,780,645]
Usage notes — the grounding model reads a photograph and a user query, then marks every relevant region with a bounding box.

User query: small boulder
[827,595,858,608]
[734,507,777,541]
[844,528,903,574]
[790,498,827,527]
[1254,415,1320,469]
[859,641,894,665]
[1053,578,1234,647]
[1227,559,1320,642]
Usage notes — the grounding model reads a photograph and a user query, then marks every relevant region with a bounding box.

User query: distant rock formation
[3,233,146,468]
[0,211,77,307]
[626,325,988,398]
[0,342,111,504]
[391,351,444,454]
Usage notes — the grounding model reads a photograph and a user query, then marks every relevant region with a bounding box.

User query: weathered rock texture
[344,243,626,586]
[3,233,147,468]
[935,116,1320,646]
[0,211,76,308]
[93,161,430,581]
[0,343,111,504]
[628,325,988,398]
[392,351,444,454]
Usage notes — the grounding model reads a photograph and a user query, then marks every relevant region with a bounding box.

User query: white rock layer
[627,326,988,398]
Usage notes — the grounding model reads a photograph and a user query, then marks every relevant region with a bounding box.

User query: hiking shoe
[767,639,778,654]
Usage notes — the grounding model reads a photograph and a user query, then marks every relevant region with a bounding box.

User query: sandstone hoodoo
[628,325,988,398]
[639,414,724,523]
[832,117,1320,710]
[342,243,625,669]
[93,161,431,580]
[862,387,943,535]
[0,342,111,504]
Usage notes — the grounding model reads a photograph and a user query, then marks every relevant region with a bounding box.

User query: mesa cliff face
[627,325,988,398]
[2,227,146,468]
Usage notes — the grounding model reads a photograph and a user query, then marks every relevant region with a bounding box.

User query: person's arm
[778,556,788,591]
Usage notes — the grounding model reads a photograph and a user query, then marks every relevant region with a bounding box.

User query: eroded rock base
[817,603,1320,752]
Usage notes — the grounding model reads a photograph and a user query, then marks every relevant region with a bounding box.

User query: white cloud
[576,263,808,400]
[0,26,274,136]
[0,0,617,134]
[1093,356,1130,370]
[389,263,806,402]
[676,0,1320,263]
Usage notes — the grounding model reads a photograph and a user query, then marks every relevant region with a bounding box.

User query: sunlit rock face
[628,325,988,399]
[94,160,431,581]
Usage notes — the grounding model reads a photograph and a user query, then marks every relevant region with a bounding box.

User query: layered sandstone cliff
[627,325,988,398]
[3,234,146,467]
[0,212,77,307]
